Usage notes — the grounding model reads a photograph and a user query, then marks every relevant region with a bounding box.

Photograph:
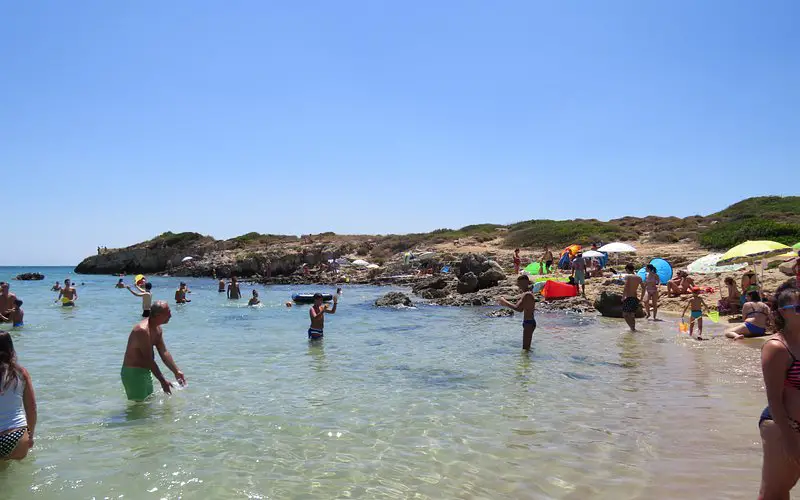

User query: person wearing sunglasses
[757,284,800,498]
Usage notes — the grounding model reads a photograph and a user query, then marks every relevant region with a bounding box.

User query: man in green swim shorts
[121,301,186,401]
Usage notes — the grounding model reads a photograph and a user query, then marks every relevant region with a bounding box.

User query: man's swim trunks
[121,366,154,401]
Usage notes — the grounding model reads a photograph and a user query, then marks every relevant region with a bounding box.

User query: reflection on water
[0,267,769,499]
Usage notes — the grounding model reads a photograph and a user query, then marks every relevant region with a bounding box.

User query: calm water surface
[0,267,768,499]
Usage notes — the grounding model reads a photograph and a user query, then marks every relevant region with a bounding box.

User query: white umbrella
[687,253,746,275]
[582,250,605,258]
[181,256,193,263]
[366,263,380,269]
[352,259,370,267]
[597,242,637,253]
[417,252,436,261]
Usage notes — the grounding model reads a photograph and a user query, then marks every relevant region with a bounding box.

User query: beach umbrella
[352,259,370,267]
[417,252,437,261]
[366,263,380,269]
[716,240,790,266]
[582,250,605,258]
[597,242,637,254]
[687,254,747,275]
[181,256,193,263]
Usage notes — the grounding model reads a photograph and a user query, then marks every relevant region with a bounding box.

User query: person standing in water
[308,293,338,340]
[642,264,660,320]
[755,285,800,499]
[248,290,260,306]
[682,287,709,340]
[51,281,61,292]
[0,283,17,320]
[174,283,191,304]
[115,279,125,289]
[498,275,537,350]
[56,279,78,307]
[218,278,225,293]
[0,331,37,460]
[0,301,24,328]
[227,276,241,300]
[127,282,153,317]
[621,263,643,331]
[120,301,186,401]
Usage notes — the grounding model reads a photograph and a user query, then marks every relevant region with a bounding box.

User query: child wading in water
[498,275,537,350]
[682,287,709,340]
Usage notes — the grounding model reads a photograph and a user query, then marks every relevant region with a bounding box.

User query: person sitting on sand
[308,293,338,340]
[120,301,186,401]
[498,275,537,350]
[513,249,521,274]
[56,279,77,307]
[227,276,241,300]
[115,279,125,289]
[667,270,695,297]
[51,281,61,292]
[682,288,709,339]
[174,283,191,304]
[0,331,37,461]
[741,268,760,306]
[248,290,260,306]
[726,291,771,340]
[719,277,741,314]
[588,259,603,278]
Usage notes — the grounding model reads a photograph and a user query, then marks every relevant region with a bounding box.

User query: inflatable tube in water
[292,293,333,304]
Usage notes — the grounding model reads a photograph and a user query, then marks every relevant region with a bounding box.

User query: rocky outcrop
[375,292,413,307]
[15,273,45,281]
[411,276,449,294]
[456,272,479,294]
[478,266,505,289]
[594,291,645,318]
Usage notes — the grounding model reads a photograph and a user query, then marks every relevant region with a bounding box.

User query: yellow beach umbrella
[716,240,790,266]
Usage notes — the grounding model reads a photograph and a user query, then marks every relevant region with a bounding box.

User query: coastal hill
[75,196,800,279]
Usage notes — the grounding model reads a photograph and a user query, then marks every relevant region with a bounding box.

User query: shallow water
[0,267,768,499]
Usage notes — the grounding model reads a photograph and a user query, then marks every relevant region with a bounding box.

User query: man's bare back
[623,274,643,298]
[122,319,161,369]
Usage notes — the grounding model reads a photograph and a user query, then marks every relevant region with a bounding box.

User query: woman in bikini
[757,284,800,498]
[643,264,660,320]
[726,291,771,340]
[0,331,37,461]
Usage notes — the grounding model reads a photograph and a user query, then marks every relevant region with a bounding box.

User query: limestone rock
[456,272,479,294]
[594,291,645,318]
[15,273,45,281]
[375,292,413,308]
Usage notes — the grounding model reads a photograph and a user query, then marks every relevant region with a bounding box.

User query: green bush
[149,231,204,247]
[710,196,800,221]
[699,219,800,249]
[504,219,635,248]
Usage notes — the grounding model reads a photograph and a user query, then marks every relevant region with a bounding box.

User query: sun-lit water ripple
[0,267,767,498]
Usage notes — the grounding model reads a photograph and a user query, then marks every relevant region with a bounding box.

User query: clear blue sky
[1,1,798,265]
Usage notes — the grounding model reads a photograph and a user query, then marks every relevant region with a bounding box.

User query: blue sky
[1,1,798,265]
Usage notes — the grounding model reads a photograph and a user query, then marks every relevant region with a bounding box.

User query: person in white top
[127,282,153,317]
[0,331,37,460]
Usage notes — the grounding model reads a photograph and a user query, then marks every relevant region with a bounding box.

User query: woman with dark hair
[0,331,36,460]
[726,290,772,340]
[643,264,660,320]
[757,285,800,498]
[719,276,741,314]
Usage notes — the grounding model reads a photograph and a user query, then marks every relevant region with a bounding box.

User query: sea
[0,266,768,499]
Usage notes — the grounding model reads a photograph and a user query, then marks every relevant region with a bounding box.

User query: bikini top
[745,305,769,319]
[768,338,800,391]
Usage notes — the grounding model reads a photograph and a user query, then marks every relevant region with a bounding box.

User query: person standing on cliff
[227,276,241,300]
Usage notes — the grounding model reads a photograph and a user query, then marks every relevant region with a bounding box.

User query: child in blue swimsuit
[682,288,709,339]
[498,275,537,350]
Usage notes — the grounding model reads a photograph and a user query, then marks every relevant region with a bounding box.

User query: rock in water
[15,273,45,281]
[486,308,514,317]
[594,291,645,318]
[456,272,479,294]
[375,292,413,307]
[419,288,449,300]
[411,276,449,293]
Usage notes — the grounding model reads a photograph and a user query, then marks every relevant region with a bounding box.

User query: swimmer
[120,301,185,401]
[682,288,709,340]
[308,292,337,340]
[10,300,23,328]
[227,276,241,300]
[336,287,342,297]
[51,281,61,292]
[218,279,225,293]
[621,263,643,331]
[174,282,191,304]
[498,274,537,350]
[248,290,261,306]
[55,279,78,307]
[285,302,293,308]
[0,283,17,319]
[127,282,153,317]
[115,279,125,289]
[0,331,37,460]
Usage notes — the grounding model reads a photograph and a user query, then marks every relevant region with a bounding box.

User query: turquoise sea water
[0,266,768,499]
